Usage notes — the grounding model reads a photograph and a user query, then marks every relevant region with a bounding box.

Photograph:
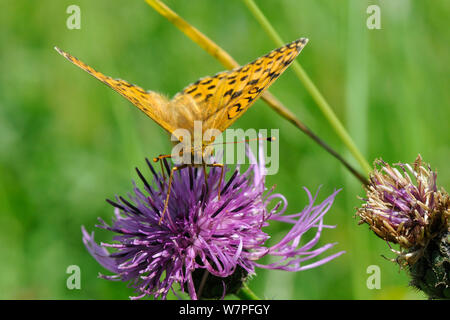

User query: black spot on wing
[186,86,197,94]
[268,72,280,80]
[205,93,213,102]
[231,90,242,99]
[248,86,262,94]
[282,59,292,67]
[201,79,213,85]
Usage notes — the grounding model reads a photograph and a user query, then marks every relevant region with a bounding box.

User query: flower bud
[357,155,449,299]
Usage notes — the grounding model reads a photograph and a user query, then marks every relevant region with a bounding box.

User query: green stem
[235,284,260,300]
[242,0,372,175]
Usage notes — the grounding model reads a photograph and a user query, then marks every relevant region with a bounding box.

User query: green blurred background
[0,0,448,299]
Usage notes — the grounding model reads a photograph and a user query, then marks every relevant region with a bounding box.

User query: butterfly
[55,37,308,222]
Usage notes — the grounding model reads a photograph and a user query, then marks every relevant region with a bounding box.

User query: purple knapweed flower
[82,146,344,299]
[356,155,449,299]
[357,155,449,253]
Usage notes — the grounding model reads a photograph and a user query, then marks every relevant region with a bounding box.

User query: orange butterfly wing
[54,47,178,138]
[56,38,308,141]
[177,38,308,132]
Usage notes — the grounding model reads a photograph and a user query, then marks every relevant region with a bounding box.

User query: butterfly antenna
[190,136,276,153]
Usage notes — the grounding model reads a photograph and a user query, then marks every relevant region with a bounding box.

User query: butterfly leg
[153,154,172,183]
[202,163,209,193]
[159,164,188,225]
[207,163,224,200]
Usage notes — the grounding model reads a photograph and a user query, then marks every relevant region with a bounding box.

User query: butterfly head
[190,136,217,164]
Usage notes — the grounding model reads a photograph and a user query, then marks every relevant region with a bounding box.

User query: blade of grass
[345,0,372,299]
[145,0,368,185]
[242,0,372,175]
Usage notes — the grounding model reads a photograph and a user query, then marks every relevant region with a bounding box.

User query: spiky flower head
[82,147,344,299]
[357,155,449,299]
